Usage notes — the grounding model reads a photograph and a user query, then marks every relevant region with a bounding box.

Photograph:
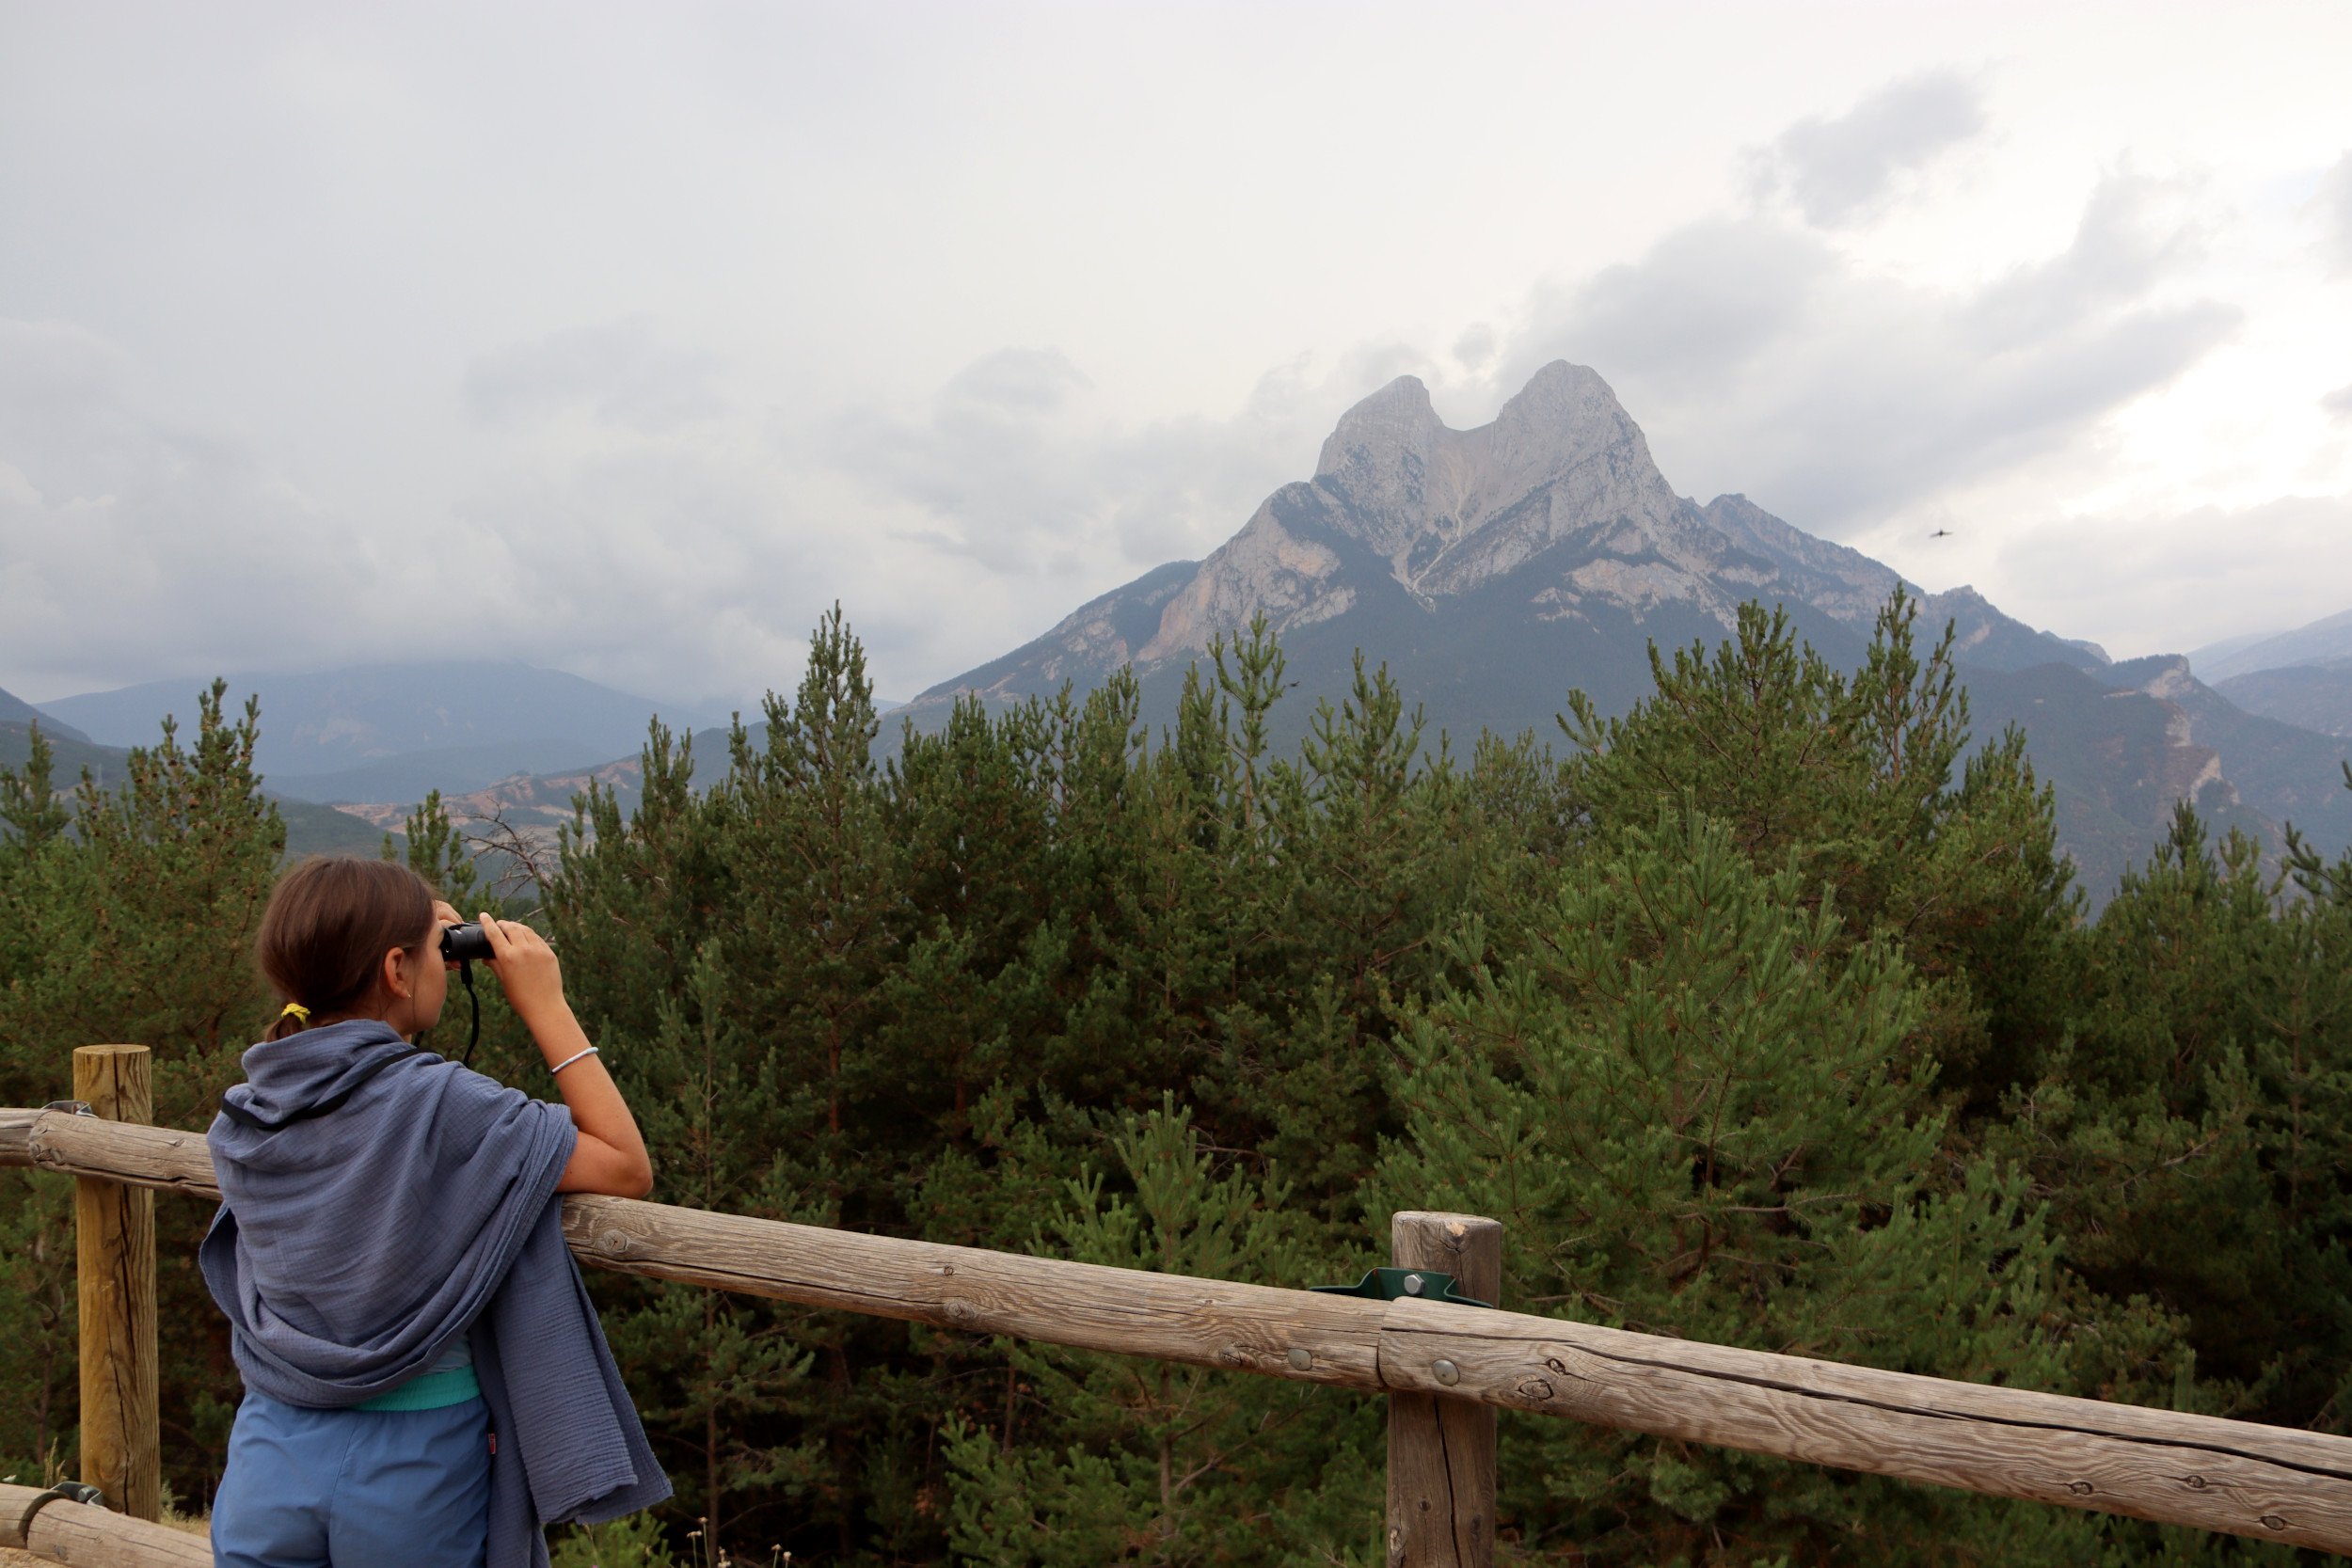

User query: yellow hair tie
[279,1002,310,1022]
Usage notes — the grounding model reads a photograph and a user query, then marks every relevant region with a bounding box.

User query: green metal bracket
[16,1481,106,1544]
[1310,1267,1492,1309]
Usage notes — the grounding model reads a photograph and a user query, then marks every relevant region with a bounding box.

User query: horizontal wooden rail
[8,1106,2352,1555]
[0,1481,208,1566]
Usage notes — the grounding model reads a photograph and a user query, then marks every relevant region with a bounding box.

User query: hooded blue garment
[201,1019,671,1568]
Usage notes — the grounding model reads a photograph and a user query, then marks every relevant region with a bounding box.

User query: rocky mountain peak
[1489,359,1641,457]
[1312,361,1648,495]
[1105,362,1712,664]
[1301,360,1679,588]
[1313,374,1441,478]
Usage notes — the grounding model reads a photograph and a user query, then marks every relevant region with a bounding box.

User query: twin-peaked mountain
[921,364,2097,722]
[910,362,2351,898]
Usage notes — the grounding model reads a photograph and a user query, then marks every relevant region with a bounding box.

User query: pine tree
[1558,592,2078,1108]
[945,1099,1379,1567]
[0,682,284,1503]
[548,710,845,1557]
[2012,804,2352,1434]
[1374,803,2107,1562]
[2283,763,2352,908]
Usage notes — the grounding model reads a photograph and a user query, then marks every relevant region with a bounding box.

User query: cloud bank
[1746,71,1989,228]
[1492,169,2238,532]
[0,319,415,699]
[463,319,725,434]
[1994,494,2352,657]
[2320,151,2352,277]
[825,342,1431,580]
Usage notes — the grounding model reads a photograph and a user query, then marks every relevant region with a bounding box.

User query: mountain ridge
[2192,607,2352,684]
[2216,659,2352,741]
[36,660,724,800]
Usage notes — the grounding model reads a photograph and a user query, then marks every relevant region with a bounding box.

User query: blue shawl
[201,1019,671,1568]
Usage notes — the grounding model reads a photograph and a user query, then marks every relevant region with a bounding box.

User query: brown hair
[257,857,437,1041]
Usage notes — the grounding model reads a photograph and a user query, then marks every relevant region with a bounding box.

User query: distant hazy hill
[2192,608,2352,684]
[906,362,2351,900]
[1963,657,2351,893]
[2183,606,2352,740]
[2216,659,2352,740]
[1,687,87,741]
[262,739,634,806]
[0,709,389,859]
[330,752,664,840]
[38,661,723,804]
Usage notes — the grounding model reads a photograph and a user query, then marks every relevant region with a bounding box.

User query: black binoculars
[440,923,496,964]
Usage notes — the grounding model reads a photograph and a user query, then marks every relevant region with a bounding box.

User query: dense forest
[5,592,2352,1566]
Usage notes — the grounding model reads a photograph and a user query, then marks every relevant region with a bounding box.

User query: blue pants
[212,1390,490,1568]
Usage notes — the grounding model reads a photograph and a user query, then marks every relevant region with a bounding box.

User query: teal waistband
[354,1364,482,1412]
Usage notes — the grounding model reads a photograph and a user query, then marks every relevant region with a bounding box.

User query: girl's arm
[474,913,655,1198]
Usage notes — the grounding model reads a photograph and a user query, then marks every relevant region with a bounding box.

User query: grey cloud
[445,441,818,709]
[2324,383,2352,420]
[0,321,197,501]
[1963,171,2203,344]
[827,343,1431,578]
[0,315,829,710]
[1993,494,2352,656]
[1494,171,2239,532]
[3,310,1347,714]
[937,348,1092,420]
[828,351,1103,575]
[1747,71,1988,228]
[1452,323,1497,372]
[0,319,443,698]
[2320,152,2352,276]
[1534,218,1826,391]
[464,319,724,433]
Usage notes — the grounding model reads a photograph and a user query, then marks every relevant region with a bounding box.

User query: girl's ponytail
[263,1001,312,1043]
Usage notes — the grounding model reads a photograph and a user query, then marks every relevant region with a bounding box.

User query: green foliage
[2284,762,2352,907]
[391,788,484,909]
[1375,804,2099,1561]
[945,1100,1377,1567]
[1,683,283,1091]
[550,1510,681,1568]
[1558,590,2079,1106]
[2004,805,2352,1433]
[0,683,284,1506]
[9,601,2352,1565]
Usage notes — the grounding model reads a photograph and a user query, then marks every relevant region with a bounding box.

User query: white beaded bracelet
[548,1046,600,1076]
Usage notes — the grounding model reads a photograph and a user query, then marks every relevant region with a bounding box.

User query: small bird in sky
[1929,528,1954,539]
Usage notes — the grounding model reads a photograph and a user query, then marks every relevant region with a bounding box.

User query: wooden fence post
[74,1044,160,1521]
[1387,1211,1502,1568]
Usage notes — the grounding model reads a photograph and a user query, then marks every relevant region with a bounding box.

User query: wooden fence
[8,1044,2352,1564]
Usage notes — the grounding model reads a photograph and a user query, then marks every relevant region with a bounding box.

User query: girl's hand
[432,901,465,967]
[475,912,568,1026]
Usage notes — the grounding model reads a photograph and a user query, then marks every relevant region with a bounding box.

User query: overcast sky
[4,1,2348,709]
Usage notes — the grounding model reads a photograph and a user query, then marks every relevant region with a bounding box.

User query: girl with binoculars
[203,856,669,1568]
